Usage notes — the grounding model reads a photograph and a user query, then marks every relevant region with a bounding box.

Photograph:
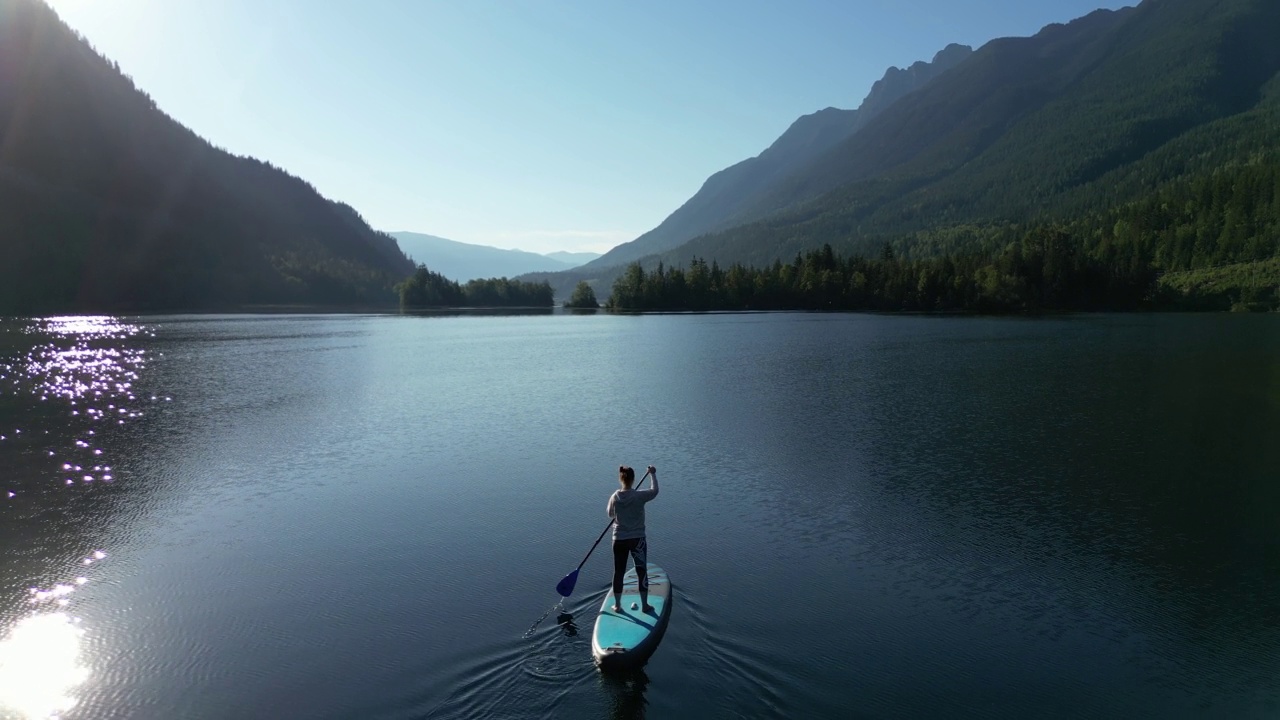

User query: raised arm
[645,465,659,499]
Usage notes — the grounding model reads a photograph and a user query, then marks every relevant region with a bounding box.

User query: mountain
[581,43,973,270]
[640,0,1280,270]
[390,232,591,281]
[544,251,601,267]
[0,0,414,313]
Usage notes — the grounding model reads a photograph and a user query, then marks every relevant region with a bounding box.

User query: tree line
[606,228,1157,313]
[396,265,554,309]
[609,149,1280,313]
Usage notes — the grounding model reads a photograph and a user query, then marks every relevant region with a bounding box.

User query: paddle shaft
[572,469,652,574]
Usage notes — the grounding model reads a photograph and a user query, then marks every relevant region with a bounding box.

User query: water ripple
[1,315,155,719]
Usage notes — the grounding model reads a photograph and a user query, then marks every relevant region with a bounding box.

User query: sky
[46,0,1131,255]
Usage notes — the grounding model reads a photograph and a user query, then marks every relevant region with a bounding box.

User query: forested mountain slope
[583,43,973,269]
[0,0,413,312]
[651,0,1280,270]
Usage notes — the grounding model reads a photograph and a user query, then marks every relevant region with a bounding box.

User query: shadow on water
[598,667,650,720]
[557,611,578,637]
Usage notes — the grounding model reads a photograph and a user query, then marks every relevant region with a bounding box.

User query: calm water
[0,312,1278,719]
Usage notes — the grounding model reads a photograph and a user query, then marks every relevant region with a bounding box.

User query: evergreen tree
[565,281,600,309]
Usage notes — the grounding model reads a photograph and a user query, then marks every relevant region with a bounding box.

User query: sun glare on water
[0,613,88,719]
[0,316,136,718]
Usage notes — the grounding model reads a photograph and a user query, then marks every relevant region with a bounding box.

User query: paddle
[555,468,652,597]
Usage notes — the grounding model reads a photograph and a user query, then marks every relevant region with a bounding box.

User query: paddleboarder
[607,465,659,614]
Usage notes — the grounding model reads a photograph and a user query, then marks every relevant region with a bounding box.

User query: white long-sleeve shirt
[607,485,659,541]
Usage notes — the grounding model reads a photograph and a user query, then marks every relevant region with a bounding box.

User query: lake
[1,312,1278,719]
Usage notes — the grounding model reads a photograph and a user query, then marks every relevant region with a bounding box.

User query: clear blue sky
[48,0,1130,254]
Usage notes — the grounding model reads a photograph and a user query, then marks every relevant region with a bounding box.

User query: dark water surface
[1,313,1277,719]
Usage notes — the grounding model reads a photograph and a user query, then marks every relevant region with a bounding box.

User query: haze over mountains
[390,232,599,283]
[544,251,601,266]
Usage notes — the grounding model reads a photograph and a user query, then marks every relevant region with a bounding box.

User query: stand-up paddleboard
[592,564,672,669]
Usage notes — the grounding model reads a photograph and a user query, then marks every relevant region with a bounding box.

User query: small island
[396,265,554,309]
[563,281,600,309]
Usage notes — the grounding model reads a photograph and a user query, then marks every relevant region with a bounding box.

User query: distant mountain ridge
[0,0,413,312]
[390,232,597,282]
[582,43,974,270]
[545,250,601,266]
[644,0,1280,269]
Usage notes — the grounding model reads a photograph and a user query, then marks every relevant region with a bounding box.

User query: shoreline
[4,306,1274,320]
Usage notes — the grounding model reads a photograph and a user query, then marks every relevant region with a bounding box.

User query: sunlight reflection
[0,318,139,718]
[0,316,151,499]
[39,316,135,339]
[0,613,88,719]
[9,317,147,408]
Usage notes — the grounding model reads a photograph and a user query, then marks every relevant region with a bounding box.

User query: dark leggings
[611,537,648,598]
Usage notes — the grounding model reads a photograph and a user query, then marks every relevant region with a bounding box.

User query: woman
[607,464,659,614]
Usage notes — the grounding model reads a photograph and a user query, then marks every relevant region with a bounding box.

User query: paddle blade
[556,569,580,597]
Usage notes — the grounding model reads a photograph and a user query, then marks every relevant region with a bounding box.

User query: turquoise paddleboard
[591,564,672,669]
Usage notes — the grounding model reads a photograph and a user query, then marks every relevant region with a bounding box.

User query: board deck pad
[592,564,672,669]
